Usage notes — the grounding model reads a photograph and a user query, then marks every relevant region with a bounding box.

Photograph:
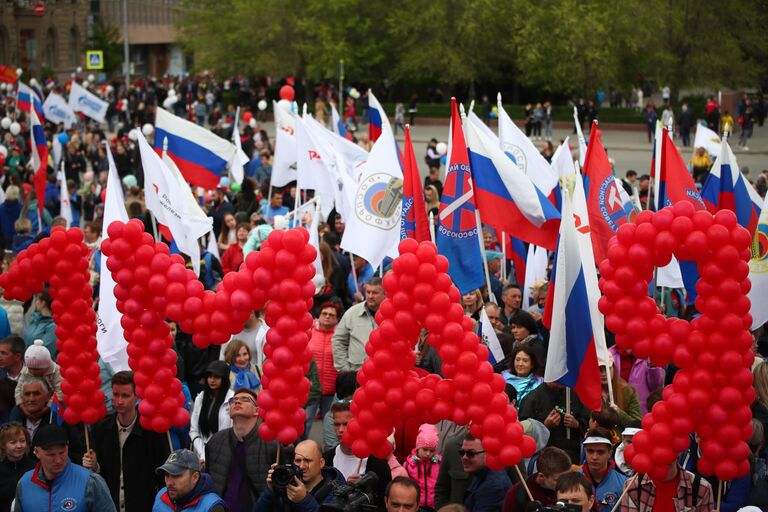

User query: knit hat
[415,424,438,450]
[25,340,52,369]
[251,224,273,250]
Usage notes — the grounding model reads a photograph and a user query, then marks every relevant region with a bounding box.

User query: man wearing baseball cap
[579,427,627,512]
[13,424,115,511]
[153,449,225,512]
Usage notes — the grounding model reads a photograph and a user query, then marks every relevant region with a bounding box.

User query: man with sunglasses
[205,387,285,512]
[460,433,512,511]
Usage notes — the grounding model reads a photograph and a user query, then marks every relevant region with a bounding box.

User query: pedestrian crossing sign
[86,51,104,70]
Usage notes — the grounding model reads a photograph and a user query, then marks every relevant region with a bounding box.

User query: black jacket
[323,447,391,506]
[0,454,35,512]
[91,412,171,512]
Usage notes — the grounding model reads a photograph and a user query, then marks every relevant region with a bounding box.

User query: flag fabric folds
[436,99,485,295]
[154,107,239,190]
[43,92,78,128]
[400,125,431,242]
[340,93,403,269]
[30,111,48,217]
[479,308,505,365]
[17,82,44,121]
[368,90,386,143]
[466,116,561,250]
[97,145,130,371]
[581,123,631,264]
[701,138,763,236]
[57,170,72,228]
[656,127,705,211]
[331,103,352,141]
[67,81,108,123]
[748,192,768,330]
[693,123,722,160]
[138,130,213,275]
[544,189,602,411]
[271,102,298,188]
[522,244,548,308]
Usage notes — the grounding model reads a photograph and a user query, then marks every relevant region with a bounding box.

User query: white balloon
[9,122,20,136]
[82,80,89,88]
[0,83,5,91]
[29,78,38,87]
[128,129,139,141]
[257,99,268,111]
[106,85,114,93]
[88,74,95,82]
[168,89,177,97]
[273,215,289,230]
[0,117,9,129]
[0,146,7,158]
[76,66,83,73]
[142,123,154,136]
[348,88,360,99]
[436,142,448,155]
[248,118,257,128]
[15,68,22,77]
[162,97,176,109]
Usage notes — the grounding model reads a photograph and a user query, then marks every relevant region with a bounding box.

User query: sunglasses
[458,450,485,458]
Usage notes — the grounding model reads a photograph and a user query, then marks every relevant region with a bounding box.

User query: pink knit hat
[415,424,438,450]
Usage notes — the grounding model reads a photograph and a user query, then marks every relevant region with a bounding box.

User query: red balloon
[279,85,295,101]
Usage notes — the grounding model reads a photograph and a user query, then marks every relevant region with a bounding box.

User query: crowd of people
[0,73,765,512]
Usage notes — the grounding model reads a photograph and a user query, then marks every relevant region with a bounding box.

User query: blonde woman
[223,339,261,391]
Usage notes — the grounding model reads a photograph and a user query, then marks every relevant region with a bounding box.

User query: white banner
[43,92,78,128]
[68,82,108,123]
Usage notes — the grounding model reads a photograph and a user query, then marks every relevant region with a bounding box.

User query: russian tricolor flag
[17,82,44,121]
[31,110,48,216]
[656,126,705,211]
[500,232,527,286]
[701,138,763,236]
[331,103,352,141]
[544,188,602,411]
[465,116,561,250]
[154,108,238,190]
[368,90,386,143]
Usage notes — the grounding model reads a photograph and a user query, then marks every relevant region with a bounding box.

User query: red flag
[582,123,628,264]
[0,65,18,84]
[657,128,705,211]
[401,125,431,242]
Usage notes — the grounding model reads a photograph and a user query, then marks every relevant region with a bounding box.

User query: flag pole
[231,106,240,182]
[349,252,359,296]
[501,231,507,283]
[428,211,436,244]
[475,210,497,305]
[565,387,571,440]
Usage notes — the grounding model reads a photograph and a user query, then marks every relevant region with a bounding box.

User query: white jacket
[189,388,234,461]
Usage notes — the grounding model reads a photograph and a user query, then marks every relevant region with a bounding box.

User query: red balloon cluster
[344,239,536,470]
[102,220,316,439]
[279,85,295,101]
[598,202,754,481]
[253,229,317,444]
[0,227,106,425]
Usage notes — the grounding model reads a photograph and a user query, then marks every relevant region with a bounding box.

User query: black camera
[526,500,582,512]
[321,472,379,512]
[272,463,303,489]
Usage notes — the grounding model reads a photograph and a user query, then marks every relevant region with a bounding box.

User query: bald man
[254,440,346,511]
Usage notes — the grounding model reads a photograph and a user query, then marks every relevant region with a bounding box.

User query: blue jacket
[153,473,225,511]
[580,466,627,512]
[464,467,511,512]
[23,312,57,360]
[0,199,22,246]
[252,467,345,512]
[15,461,115,511]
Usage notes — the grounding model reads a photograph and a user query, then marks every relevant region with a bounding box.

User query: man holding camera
[153,449,226,511]
[555,472,596,512]
[254,440,345,512]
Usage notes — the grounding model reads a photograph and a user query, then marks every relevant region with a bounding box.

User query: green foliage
[175,0,768,96]
[88,21,123,75]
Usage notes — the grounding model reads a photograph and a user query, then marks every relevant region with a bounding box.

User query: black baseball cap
[33,424,69,449]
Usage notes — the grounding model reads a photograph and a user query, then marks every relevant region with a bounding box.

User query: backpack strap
[691,473,701,507]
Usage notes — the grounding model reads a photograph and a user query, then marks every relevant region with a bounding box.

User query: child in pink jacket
[404,424,442,508]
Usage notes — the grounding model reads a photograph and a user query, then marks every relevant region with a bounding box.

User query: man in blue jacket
[153,449,225,512]
[579,428,627,512]
[255,439,345,512]
[14,423,115,511]
[461,433,512,511]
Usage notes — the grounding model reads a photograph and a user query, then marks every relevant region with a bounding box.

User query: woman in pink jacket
[609,345,665,415]
[404,424,442,508]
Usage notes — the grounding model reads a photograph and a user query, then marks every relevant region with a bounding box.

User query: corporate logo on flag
[597,176,633,230]
[354,173,403,229]
[502,143,526,172]
[438,163,477,239]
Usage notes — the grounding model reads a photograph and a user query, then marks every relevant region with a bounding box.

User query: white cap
[582,436,612,446]
[621,428,641,437]
[25,340,53,369]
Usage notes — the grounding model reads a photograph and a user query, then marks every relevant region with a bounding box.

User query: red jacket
[308,322,338,395]
[221,243,244,274]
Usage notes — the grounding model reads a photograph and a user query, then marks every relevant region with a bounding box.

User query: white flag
[749,192,768,330]
[139,132,213,275]
[551,137,573,177]
[271,101,298,187]
[68,82,108,123]
[468,110,499,144]
[657,255,685,289]
[296,115,334,199]
[479,307,505,364]
[498,94,558,197]
[573,107,587,167]
[340,91,403,268]
[523,245,549,308]
[207,230,221,263]
[96,145,130,371]
[57,170,72,228]
[229,107,247,184]
[43,92,78,128]
[693,123,722,160]
[52,132,63,169]
[308,200,325,293]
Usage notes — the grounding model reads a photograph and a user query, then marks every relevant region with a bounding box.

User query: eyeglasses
[458,450,485,458]
[228,396,256,406]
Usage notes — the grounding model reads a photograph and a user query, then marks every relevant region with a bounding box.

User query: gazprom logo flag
[466,115,560,250]
[67,81,108,123]
[154,107,238,190]
[544,188,602,411]
[436,98,484,294]
[43,92,77,128]
[701,138,762,237]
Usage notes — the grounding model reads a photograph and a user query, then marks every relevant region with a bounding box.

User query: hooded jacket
[404,448,441,508]
[152,473,225,512]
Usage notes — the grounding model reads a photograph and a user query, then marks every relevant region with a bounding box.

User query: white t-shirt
[333,445,368,480]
